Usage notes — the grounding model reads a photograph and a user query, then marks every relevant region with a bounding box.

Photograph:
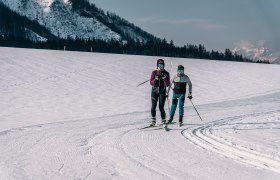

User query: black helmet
[178,65,184,71]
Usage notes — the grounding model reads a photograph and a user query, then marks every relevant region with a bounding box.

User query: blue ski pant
[170,93,185,120]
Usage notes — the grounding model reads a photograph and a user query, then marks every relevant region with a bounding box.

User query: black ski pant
[151,91,166,121]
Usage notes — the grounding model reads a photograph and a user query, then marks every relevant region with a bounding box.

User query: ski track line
[127,128,199,179]
[86,125,176,180]
[0,109,151,137]
[119,128,182,180]
[86,122,201,179]
[182,110,280,173]
[1,107,279,179]
[0,112,175,179]
[0,116,150,179]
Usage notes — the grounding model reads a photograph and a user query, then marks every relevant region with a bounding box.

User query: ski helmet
[178,65,184,71]
[157,59,165,68]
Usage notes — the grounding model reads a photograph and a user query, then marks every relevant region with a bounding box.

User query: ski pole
[166,87,174,116]
[167,96,171,115]
[168,60,174,116]
[189,99,204,123]
[136,79,149,87]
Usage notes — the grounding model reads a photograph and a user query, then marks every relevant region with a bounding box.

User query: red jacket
[150,69,170,88]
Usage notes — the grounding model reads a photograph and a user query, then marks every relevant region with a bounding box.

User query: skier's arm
[163,72,171,86]
[187,76,192,94]
[150,71,156,86]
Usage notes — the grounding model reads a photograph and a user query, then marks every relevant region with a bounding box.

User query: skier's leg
[169,93,178,122]
[158,93,166,123]
[151,91,158,123]
[178,94,186,123]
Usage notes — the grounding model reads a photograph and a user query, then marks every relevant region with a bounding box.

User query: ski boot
[149,121,156,127]
[167,118,173,124]
[150,117,156,127]
[162,120,168,130]
[179,116,183,127]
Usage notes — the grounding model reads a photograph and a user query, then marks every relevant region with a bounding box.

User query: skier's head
[177,65,184,77]
[157,59,165,70]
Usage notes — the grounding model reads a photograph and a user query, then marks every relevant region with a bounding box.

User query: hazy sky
[90,0,280,52]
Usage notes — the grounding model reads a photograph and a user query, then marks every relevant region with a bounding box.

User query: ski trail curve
[1,110,279,179]
[182,110,280,173]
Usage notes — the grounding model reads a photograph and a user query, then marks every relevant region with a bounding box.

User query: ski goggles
[158,64,164,69]
[177,70,184,73]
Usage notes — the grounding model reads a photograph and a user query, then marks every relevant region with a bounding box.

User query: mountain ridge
[233,40,279,64]
[0,0,158,42]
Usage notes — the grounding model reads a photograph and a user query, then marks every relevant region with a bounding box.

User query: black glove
[188,92,193,100]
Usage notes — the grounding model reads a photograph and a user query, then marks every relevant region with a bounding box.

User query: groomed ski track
[1,47,280,179]
[1,95,280,179]
[182,110,280,174]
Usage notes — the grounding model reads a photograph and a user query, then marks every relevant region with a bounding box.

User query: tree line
[0,34,270,64]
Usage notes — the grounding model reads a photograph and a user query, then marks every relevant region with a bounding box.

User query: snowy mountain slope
[0,2,56,41]
[0,47,280,179]
[0,0,120,40]
[0,0,157,42]
[273,58,280,64]
[233,41,279,64]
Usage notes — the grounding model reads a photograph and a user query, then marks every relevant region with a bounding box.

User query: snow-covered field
[0,47,280,179]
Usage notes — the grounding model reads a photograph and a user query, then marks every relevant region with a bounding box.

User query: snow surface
[0,47,280,179]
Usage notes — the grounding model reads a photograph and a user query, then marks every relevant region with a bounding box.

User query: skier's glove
[188,92,193,100]
[155,76,159,80]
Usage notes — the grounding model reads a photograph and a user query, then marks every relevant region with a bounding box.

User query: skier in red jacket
[149,59,171,126]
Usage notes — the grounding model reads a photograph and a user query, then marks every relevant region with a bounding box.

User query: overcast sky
[90,0,280,52]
